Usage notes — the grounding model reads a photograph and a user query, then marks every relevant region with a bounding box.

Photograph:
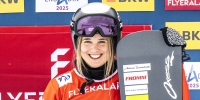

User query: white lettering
[117,82,119,90]
[68,82,119,98]
[180,0,184,5]
[68,91,73,98]
[74,89,79,95]
[164,51,177,99]
[104,83,109,90]
[185,0,188,5]
[96,84,104,91]
[85,86,89,93]
[25,92,36,100]
[7,92,22,100]
[3,92,43,100]
[168,0,200,6]
[110,83,116,90]
[172,0,177,6]
[194,0,199,5]
[90,86,96,92]
[175,0,179,5]
[51,48,70,79]
[168,0,172,6]
[189,0,194,5]
[39,92,44,100]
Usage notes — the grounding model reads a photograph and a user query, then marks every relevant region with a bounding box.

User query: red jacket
[43,66,190,100]
[42,68,120,100]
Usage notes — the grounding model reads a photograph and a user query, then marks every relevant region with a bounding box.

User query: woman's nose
[90,43,99,52]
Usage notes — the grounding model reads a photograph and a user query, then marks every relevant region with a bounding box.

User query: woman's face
[81,34,110,68]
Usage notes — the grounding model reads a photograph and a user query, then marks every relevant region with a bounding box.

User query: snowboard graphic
[117,30,182,100]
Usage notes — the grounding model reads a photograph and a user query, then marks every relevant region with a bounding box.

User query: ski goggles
[71,16,122,37]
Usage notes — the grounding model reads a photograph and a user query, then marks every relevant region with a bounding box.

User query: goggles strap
[70,20,75,30]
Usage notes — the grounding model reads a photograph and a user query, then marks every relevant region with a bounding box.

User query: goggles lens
[77,16,118,36]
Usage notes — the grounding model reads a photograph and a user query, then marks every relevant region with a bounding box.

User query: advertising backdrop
[0,25,151,100]
[0,0,24,13]
[165,0,200,10]
[102,0,154,11]
[0,0,200,100]
[36,0,88,12]
[184,62,200,90]
[166,22,200,50]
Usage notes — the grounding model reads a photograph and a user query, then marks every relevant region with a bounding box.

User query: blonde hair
[76,36,115,79]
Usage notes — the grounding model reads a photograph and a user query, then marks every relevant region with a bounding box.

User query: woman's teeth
[90,55,101,58]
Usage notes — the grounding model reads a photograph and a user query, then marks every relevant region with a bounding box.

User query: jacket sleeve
[182,64,190,100]
[42,80,60,100]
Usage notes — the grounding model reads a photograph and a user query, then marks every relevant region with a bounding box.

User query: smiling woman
[77,33,114,77]
[79,34,111,68]
[42,2,123,100]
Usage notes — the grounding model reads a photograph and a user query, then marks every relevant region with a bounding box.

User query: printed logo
[0,0,24,13]
[57,0,68,5]
[163,51,177,99]
[166,22,200,50]
[36,0,88,12]
[166,0,200,10]
[125,85,148,95]
[124,71,148,85]
[125,75,147,81]
[0,0,18,4]
[102,0,154,11]
[56,73,72,87]
[123,63,151,72]
[184,62,200,90]
[51,48,70,79]
[58,75,71,82]
[187,65,198,82]
[182,31,200,40]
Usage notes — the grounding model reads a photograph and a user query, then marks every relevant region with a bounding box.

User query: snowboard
[117,30,182,100]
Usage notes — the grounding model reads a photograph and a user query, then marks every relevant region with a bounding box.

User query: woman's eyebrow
[82,38,91,40]
[99,38,108,40]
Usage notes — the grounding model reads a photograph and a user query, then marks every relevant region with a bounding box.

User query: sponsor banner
[0,25,151,100]
[36,0,88,12]
[184,62,200,90]
[124,71,148,85]
[125,85,148,95]
[165,0,200,10]
[123,63,151,72]
[102,0,154,11]
[0,0,24,13]
[166,22,200,50]
[0,25,74,100]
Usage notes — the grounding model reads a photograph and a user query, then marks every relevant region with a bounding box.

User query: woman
[42,2,122,100]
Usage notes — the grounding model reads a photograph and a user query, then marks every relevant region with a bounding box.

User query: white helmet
[70,2,123,51]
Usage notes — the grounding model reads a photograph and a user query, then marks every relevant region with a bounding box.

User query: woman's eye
[83,41,91,43]
[99,40,107,44]
[99,41,106,43]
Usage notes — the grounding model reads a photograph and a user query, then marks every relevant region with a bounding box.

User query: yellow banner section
[0,0,24,13]
[102,0,154,11]
[166,22,200,50]
[126,94,149,100]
